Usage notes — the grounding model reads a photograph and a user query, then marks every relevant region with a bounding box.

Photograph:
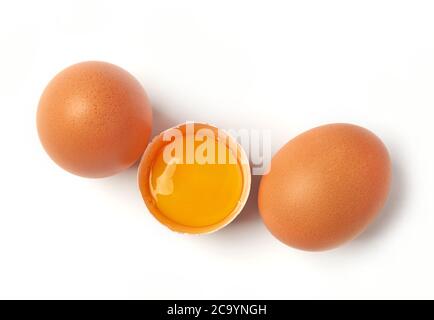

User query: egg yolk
[149,135,244,228]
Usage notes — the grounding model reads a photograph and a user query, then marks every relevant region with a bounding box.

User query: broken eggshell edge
[137,122,252,234]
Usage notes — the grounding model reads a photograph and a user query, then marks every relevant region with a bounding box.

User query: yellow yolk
[149,135,244,228]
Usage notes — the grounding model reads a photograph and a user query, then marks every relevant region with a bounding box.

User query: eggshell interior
[138,123,251,234]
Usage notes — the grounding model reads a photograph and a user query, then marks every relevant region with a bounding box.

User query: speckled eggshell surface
[37,61,152,178]
[258,123,391,251]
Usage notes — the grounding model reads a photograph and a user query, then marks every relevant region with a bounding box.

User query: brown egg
[37,61,152,178]
[258,123,391,251]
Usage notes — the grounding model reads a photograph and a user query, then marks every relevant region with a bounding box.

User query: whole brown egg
[258,123,391,251]
[37,61,152,178]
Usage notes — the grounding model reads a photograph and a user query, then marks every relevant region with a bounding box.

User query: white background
[0,0,433,299]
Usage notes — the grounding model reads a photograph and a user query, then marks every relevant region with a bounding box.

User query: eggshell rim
[137,122,251,234]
